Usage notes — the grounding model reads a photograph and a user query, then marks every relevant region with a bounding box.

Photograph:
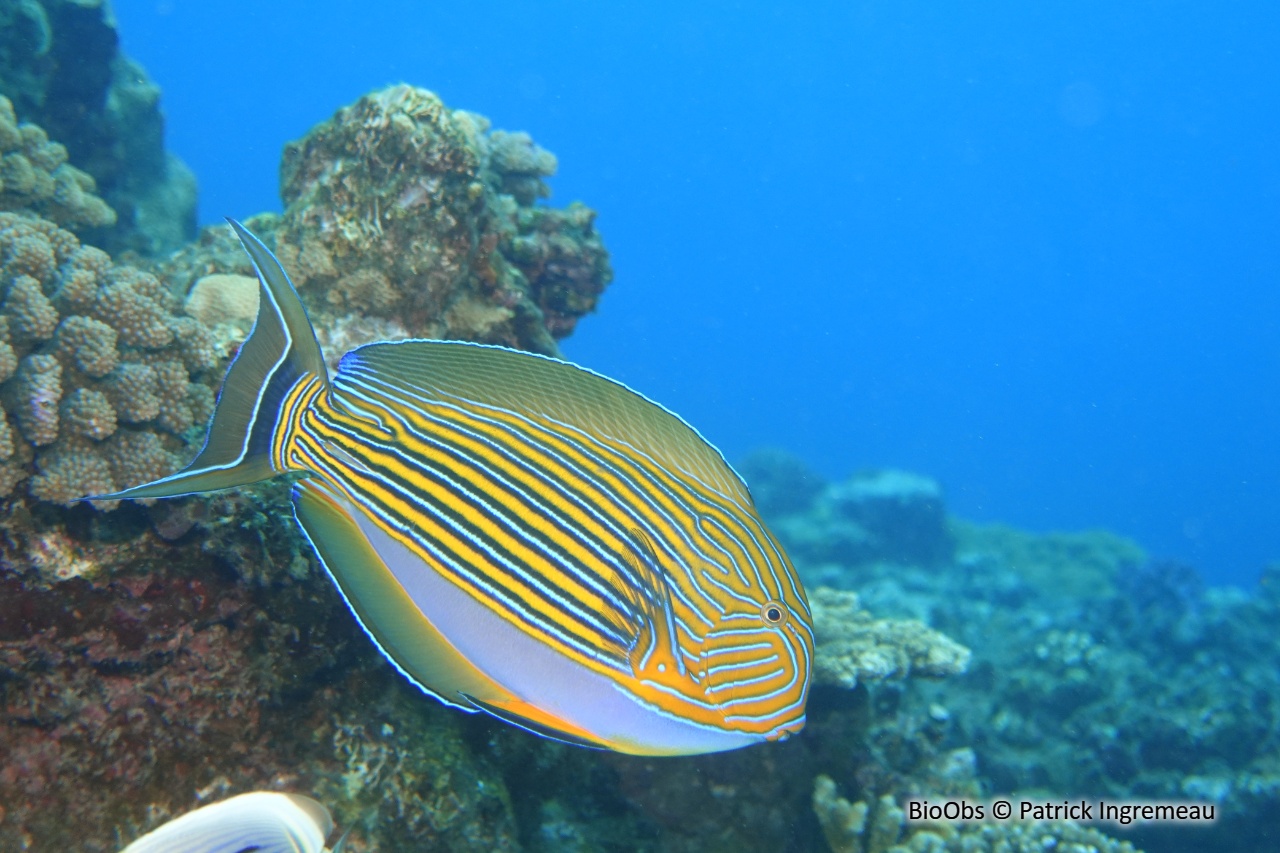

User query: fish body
[119,791,334,853]
[95,221,812,756]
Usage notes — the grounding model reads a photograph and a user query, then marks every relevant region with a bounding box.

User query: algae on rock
[273,84,612,356]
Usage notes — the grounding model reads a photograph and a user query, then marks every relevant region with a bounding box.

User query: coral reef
[272,84,612,355]
[773,468,955,574]
[0,69,627,852]
[812,587,971,690]
[604,738,817,853]
[930,557,1280,852]
[739,446,827,518]
[0,477,978,851]
[0,211,217,506]
[952,520,1145,600]
[5,19,1263,842]
[144,85,613,365]
[746,449,1279,853]
[317,707,519,851]
[0,0,196,254]
[0,486,521,852]
[181,272,258,332]
[0,94,115,230]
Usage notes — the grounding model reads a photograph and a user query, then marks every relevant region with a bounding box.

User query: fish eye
[760,601,786,626]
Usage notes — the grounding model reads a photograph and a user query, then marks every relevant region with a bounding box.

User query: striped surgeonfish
[90,220,813,756]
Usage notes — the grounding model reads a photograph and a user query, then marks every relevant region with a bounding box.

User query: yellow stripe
[300,419,630,658]
[281,367,810,737]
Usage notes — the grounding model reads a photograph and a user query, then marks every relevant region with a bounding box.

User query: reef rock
[780,469,955,570]
[0,492,520,852]
[273,84,612,355]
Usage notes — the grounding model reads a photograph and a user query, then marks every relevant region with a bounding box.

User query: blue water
[112,1,1280,587]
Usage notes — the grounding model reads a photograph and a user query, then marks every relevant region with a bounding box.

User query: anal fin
[459,693,607,750]
[292,478,494,712]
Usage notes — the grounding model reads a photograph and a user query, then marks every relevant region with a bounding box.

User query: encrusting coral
[812,586,971,689]
[0,211,217,506]
[0,95,116,231]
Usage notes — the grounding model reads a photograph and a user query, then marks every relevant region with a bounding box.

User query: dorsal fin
[337,340,754,507]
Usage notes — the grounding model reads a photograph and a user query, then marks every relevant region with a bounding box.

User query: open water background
[112,0,1280,586]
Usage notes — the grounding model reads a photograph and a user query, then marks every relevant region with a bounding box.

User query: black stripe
[300,408,639,661]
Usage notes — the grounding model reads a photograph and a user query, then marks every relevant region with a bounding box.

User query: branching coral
[0,211,217,506]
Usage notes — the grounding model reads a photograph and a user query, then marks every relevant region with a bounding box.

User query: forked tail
[87,219,329,501]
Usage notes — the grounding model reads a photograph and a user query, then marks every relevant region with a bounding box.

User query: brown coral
[0,95,116,231]
[7,352,61,446]
[4,273,58,340]
[272,83,611,358]
[29,445,115,505]
[812,587,971,689]
[0,211,220,507]
[59,387,116,441]
[103,362,160,423]
[0,407,13,459]
[91,276,174,349]
[55,315,118,376]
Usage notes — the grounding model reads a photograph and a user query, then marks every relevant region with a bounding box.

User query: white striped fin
[119,791,332,853]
